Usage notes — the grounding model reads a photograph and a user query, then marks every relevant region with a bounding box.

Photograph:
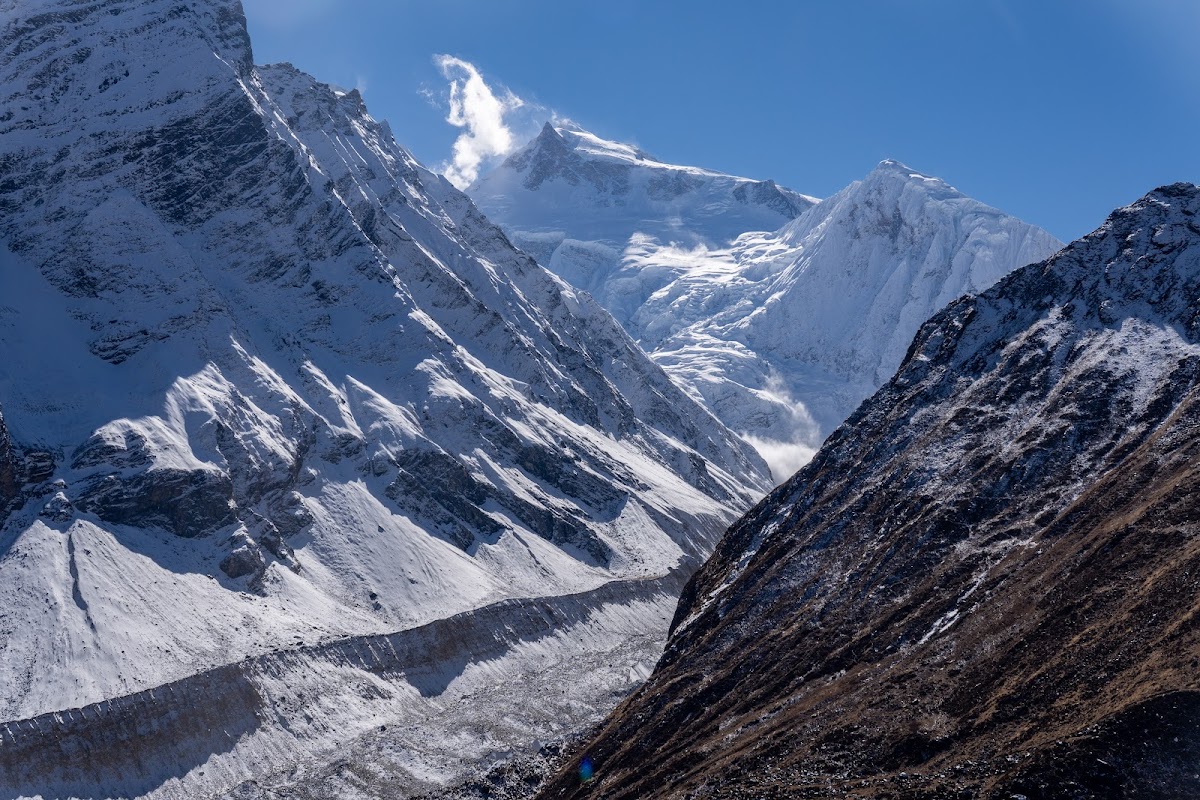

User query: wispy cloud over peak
[434,55,527,189]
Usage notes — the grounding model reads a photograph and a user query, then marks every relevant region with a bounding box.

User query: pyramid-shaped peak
[537,120,564,141]
[876,158,914,171]
[831,160,972,210]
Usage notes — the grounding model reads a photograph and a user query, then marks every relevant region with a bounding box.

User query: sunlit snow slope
[474,131,1062,479]
[0,2,769,793]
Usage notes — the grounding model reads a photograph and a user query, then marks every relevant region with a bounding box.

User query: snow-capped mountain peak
[531,121,659,169]
[642,160,1063,475]
[0,2,771,794]
[473,135,1063,479]
[852,158,966,202]
[471,121,819,253]
[872,157,951,179]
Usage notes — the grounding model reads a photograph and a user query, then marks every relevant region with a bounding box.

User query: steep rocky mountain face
[0,1,770,796]
[538,184,1200,800]
[473,135,1062,479]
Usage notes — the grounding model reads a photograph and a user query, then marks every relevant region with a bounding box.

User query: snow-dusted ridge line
[470,122,818,252]
[546,122,819,193]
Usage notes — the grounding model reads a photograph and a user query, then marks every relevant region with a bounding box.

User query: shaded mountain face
[0,1,770,793]
[473,132,1062,479]
[538,184,1200,800]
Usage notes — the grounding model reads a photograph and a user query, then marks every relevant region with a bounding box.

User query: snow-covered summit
[525,121,659,170]
[473,142,1063,479]
[0,0,768,740]
[470,121,819,337]
[471,121,818,258]
[635,159,1063,475]
[743,158,1062,385]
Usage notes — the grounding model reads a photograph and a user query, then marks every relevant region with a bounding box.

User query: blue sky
[241,0,1199,242]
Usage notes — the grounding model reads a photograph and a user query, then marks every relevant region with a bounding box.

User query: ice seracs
[634,159,1064,475]
[473,134,1063,479]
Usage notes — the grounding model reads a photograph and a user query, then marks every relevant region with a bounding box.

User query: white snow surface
[473,130,1064,480]
[0,0,769,741]
[469,122,819,326]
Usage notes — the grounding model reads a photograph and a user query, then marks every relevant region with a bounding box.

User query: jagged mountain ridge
[538,184,1200,799]
[0,0,770,795]
[473,130,1062,478]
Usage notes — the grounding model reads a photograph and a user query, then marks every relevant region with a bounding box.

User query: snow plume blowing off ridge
[436,55,525,188]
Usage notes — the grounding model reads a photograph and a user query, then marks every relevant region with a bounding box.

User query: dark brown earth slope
[538,184,1200,800]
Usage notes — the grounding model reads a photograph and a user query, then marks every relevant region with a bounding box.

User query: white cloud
[434,55,526,189]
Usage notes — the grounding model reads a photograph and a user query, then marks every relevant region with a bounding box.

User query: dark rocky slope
[539,183,1200,799]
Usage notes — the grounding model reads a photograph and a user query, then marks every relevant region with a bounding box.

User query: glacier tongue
[473,138,1063,479]
[0,1,769,795]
